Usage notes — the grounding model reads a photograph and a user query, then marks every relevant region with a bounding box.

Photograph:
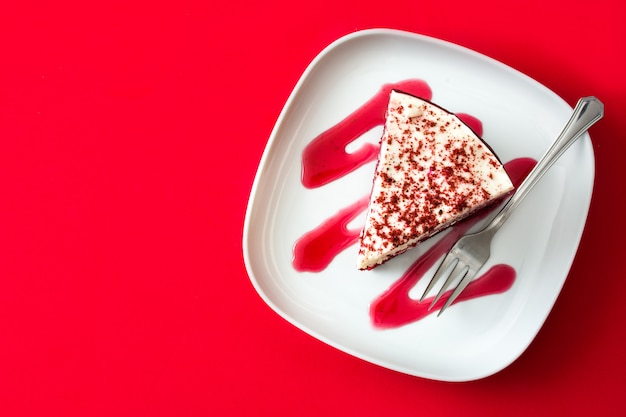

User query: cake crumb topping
[357,91,514,270]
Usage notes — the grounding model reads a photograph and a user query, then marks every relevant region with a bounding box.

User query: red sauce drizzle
[301,79,432,189]
[293,196,369,272]
[294,78,537,327]
[370,158,534,328]
[456,113,482,136]
[372,265,516,328]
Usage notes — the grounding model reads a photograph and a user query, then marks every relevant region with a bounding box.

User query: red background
[1,1,625,416]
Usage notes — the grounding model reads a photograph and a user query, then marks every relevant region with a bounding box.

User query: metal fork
[419,96,604,316]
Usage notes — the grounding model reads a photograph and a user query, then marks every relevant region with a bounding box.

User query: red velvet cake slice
[357,90,514,270]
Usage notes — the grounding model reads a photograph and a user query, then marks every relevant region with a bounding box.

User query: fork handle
[486,96,604,233]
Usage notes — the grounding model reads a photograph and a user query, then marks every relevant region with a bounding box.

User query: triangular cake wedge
[357,90,514,270]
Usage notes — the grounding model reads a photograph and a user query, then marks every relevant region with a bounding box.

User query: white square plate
[243,29,594,381]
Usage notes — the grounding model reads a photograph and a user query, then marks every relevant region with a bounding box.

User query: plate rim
[242,28,595,381]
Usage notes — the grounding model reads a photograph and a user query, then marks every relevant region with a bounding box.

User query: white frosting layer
[357,91,514,270]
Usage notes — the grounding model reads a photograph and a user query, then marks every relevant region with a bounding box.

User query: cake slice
[357,90,514,270]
